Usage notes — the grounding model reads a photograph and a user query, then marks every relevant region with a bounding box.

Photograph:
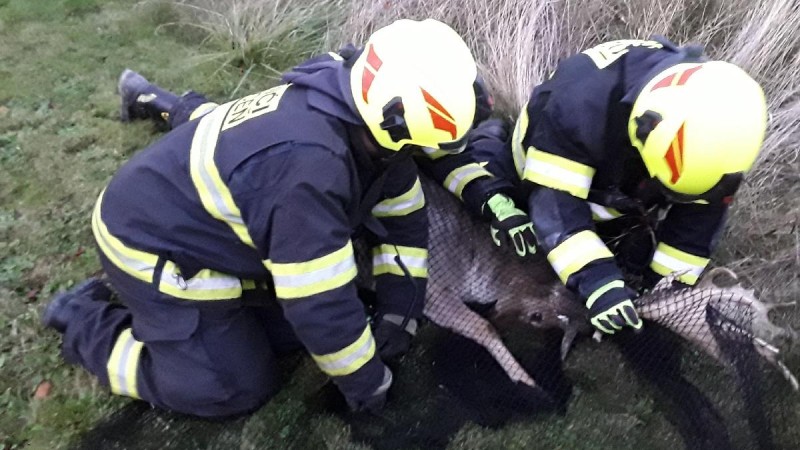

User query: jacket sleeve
[418,134,514,217]
[369,157,429,320]
[234,144,385,404]
[648,201,729,285]
[519,93,630,309]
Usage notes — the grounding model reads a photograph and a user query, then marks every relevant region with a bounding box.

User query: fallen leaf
[25,289,39,301]
[33,380,52,400]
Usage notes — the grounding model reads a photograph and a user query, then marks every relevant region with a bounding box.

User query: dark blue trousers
[61,253,301,418]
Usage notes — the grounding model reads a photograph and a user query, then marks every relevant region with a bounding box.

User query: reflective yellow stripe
[372,244,428,278]
[586,280,625,308]
[311,325,376,376]
[547,230,614,283]
[189,103,256,248]
[271,241,357,299]
[93,191,253,301]
[420,146,450,160]
[650,242,709,285]
[523,149,595,199]
[107,328,144,399]
[92,191,157,284]
[511,103,529,179]
[588,202,623,221]
[158,261,243,301]
[442,164,492,200]
[372,178,425,218]
[188,102,219,121]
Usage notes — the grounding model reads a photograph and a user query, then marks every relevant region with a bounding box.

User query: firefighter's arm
[520,86,641,333]
[369,158,429,360]
[527,186,641,334]
[417,120,536,257]
[239,147,389,411]
[645,200,729,288]
[416,146,501,217]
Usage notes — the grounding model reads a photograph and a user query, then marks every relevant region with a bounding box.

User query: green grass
[0,0,297,447]
[1,1,798,449]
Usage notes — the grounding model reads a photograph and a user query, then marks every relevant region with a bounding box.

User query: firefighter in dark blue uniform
[41,19,483,417]
[425,37,768,335]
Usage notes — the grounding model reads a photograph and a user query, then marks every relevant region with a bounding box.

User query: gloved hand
[373,314,417,361]
[588,289,643,334]
[345,366,393,414]
[484,193,537,257]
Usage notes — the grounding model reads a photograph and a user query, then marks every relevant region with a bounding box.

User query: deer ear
[463,299,498,318]
[697,267,739,289]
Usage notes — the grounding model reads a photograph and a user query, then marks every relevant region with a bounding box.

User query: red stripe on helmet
[420,88,454,120]
[421,88,457,139]
[651,73,676,91]
[676,65,703,85]
[366,44,383,71]
[664,123,686,184]
[362,70,375,103]
[428,108,457,139]
[361,44,383,104]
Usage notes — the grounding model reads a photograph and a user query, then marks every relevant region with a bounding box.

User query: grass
[0,0,798,449]
[0,0,328,447]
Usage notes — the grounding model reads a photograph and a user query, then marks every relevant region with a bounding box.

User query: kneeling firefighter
[42,19,482,417]
[423,37,767,336]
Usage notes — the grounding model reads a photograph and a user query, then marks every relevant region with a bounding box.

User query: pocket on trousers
[128,297,200,343]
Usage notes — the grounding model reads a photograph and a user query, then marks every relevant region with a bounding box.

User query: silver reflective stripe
[272,257,356,289]
[373,366,393,396]
[159,266,242,292]
[114,335,136,397]
[652,250,705,277]
[372,252,426,270]
[444,164,488,196]
[588,202,622,221]
[525,157,593,190]
[190,104,255,247]
[192,106,243,225]
[372,183,425,217]
[94,224,156,273]
[316,334,375,373]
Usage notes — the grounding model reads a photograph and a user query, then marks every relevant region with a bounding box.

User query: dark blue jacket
[94,52,428,403]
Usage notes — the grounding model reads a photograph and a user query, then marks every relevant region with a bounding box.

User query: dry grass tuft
[159,0,346,80]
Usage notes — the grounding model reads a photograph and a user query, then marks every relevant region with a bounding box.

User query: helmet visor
[437,133,469,154]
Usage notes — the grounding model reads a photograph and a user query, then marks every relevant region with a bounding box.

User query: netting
[71,175,798,450]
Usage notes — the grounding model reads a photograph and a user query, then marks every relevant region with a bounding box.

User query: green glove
[588,297,643,334]
[484,193,537,257]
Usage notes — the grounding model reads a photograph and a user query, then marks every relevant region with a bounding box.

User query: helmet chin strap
[347,124,416,167]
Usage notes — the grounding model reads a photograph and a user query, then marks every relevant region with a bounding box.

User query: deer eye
[529,312,543,323]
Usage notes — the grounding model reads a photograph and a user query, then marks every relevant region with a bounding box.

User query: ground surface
[0,1,798,449]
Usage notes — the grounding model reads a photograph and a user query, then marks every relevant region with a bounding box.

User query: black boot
[42,278,113,334]
[117,69,180,124]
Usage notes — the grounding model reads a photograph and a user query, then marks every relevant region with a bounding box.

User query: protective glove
[483,193,537,257]
[587,286,643,334]
[373,314,417,361]
[345,366,393,413]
